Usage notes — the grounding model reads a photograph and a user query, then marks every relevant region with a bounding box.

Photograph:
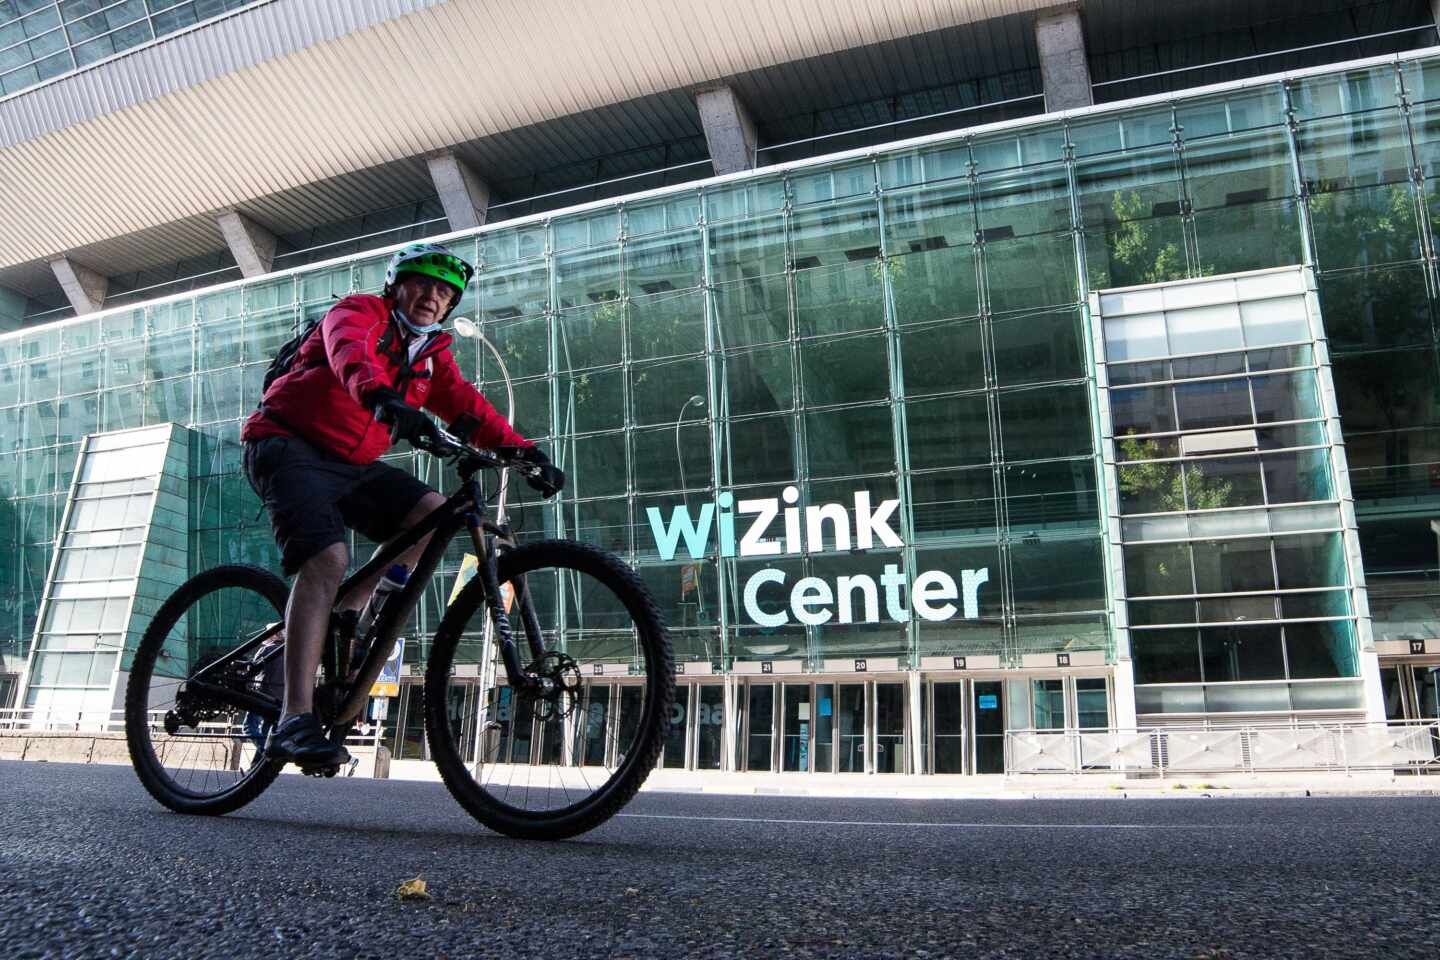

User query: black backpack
[260,318,321,394]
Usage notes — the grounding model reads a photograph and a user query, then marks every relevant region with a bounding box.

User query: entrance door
[1380,663,1440,721]
[580,683,612,766]
[972,680,1004,774]
[782,683,812,771]
[874,683,907,773]
[744,683,775,771]
[696,684,725,769]
[931,682,965,774]
[836,684,865,772]
[663,685,690,768]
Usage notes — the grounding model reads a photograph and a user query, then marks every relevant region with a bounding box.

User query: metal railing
[1006,720,1440,776]
[0,707,387,751]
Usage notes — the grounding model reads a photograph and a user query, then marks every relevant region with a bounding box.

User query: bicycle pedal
[300,763,340,778]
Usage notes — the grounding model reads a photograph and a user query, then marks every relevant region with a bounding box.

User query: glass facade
[1,1,254,97]
[8,50,1440,763]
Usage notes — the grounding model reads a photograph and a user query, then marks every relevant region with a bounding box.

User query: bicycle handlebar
[409,422,542,482]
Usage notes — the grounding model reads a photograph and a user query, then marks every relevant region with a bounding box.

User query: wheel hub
[525,651,583,720]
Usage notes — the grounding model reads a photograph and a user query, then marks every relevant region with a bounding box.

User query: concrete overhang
[0,0,1056,280]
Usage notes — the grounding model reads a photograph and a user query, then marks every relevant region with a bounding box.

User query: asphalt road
[2,760,1438,959]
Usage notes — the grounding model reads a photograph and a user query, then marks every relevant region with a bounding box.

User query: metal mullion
[1397,62,1440,303]
[1132,615,1354,631]
[698,190,728,668]
[874,164,916,669]
[1121,495,1341,519]
[1105,337,1315,370]
[1116,441,1331,468]
[1131,584,1348,602]
[1109,363,1319,392]
[1112,416,1326,443]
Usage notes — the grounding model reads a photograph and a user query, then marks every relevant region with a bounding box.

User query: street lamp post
[675,394,705,496]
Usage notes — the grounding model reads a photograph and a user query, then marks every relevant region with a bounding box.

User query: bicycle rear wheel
[425,540,674,840]
[125,565,287,815]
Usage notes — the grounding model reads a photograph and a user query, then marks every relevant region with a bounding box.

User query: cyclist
[240,241,563,769]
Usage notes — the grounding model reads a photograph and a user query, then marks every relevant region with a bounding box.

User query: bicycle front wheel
[125,564,287,815]
[425,540,674,840]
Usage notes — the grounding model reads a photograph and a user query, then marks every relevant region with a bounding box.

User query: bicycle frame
[182,464,545,731]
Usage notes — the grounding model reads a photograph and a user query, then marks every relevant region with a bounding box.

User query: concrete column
[48,257,107,315]
[0,286,26,332]
[425,150,491,231]
[216,209,277,277]
[1035,4,1093,113]
[694,85,758,176]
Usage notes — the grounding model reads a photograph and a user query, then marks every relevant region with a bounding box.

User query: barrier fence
[1006,720,1440,776]
[0,708,387,751]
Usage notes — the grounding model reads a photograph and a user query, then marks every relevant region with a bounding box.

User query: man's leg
[336,491,448,615]
[280,541,348,719]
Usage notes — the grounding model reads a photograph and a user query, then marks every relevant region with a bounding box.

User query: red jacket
[241,294,529,463]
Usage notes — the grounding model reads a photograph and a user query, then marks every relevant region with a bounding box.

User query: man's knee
[299,541,349,584]
[405,491,446,527]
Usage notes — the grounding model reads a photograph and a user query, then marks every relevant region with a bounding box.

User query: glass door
[616,685,644,762]
[745,683,775,771]
[782,683,812,772]
[1031,678,1065,730]
[814,683,835,773]
[1075,678,1110,729]
[1381,666,1404,720]
[580,683,612,766]
[837,684,865,772]
[1416,667,1440,720]
[973,680,1004,774]
[931,681,965,774]
[663,685,690,768]
[874,683,907,773]
[696,684,725,769]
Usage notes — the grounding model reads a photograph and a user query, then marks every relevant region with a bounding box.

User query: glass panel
[662,687,687,768]
[799,334,888,407]
[813,682,834,773]
[998,384,1092,461]
[899,318,984,395]
[696,684,724,770]
[581,684,610,765]
[745,683,774,771]
[782,683,811,772]
[991,307,1084,387]
[836,684,865,773]
[905,394,990,470]
[1031,678,1065,729]
[874,683,906,773]
[1133,629,1202,683]
[1200,624,1285,681]
[1318,263,1432,351]
[723,342,792,416]
[617,686,643,760]
[1075,678,1108,729]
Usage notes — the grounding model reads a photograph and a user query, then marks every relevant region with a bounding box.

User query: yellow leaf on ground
[396,876,431,901]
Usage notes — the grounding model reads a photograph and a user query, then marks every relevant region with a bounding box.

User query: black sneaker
[264,712,350,767]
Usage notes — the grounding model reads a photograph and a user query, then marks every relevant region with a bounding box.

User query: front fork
[466,508,545,692]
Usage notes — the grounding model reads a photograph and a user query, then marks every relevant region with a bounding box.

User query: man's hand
[368,387,439,448]
[497,445,565,498]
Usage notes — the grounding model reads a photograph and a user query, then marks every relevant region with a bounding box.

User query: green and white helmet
[383,242,474,316]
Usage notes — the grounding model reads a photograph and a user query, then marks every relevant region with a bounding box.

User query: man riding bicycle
[240,241,564,770]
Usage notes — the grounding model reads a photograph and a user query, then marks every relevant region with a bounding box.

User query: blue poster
[978,694,998,710]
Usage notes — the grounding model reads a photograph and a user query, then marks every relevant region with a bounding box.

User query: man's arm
[321,296,392,406]
[424,349,530,449]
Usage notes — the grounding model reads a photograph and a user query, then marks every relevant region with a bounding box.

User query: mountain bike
[124,426,675,840]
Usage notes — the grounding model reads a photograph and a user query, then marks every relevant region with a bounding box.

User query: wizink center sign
[645,485,989,627]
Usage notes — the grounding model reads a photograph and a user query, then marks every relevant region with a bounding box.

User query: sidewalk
[383,759,1440,800]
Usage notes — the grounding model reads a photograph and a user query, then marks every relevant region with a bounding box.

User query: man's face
[393,274,457,328]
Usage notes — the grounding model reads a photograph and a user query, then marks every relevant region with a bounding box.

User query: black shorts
[243,434,434,575]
